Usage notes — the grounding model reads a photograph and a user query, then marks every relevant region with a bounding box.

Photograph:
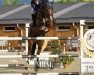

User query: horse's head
[39,0,54,32]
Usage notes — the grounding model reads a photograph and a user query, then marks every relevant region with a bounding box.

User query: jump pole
[0,54,78,58]
[0,72,79,75]
[0,73,28,75]
[0,50,25,52]
[0,64,25,68]
[0,37,78,40]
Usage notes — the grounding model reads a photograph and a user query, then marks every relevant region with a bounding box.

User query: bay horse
[28,0,54,63]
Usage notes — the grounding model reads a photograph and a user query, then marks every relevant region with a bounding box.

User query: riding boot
[32,14,36,27]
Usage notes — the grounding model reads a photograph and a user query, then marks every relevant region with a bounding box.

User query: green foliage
[56,0,94,2]
[51,40,62,54]
[3,0,10,5]
[11,0,19,5]
[61,0,70,3]
[3,0,19,5]
[60,56,74,64]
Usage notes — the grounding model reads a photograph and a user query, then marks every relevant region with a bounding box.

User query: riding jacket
[31,0,40,11]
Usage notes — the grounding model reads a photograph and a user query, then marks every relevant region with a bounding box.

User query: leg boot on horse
[30,41,37,59]
[31,42,36,55]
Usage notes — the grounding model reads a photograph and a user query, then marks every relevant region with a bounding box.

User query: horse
[28,0,54,63]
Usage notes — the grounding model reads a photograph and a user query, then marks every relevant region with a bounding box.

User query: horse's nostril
[39,21,43,25]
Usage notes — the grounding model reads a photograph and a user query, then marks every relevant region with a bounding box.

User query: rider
[31,0,40,27]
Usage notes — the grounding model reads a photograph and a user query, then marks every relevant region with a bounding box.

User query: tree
[3,0,19,5]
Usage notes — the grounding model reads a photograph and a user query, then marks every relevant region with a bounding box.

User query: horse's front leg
[37,40,44,55]
[26,39,32,64]
[35,40,43,70]
[36,40,44,65]
[28,39,32,55]
[27,40,36,64]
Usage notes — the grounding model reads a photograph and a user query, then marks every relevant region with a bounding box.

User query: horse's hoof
[35,68,38,71]
[27,60,29,64]
[24,66,28,70]
[30,57,34,60]
[35,65,39,71]
[34,63,39,70]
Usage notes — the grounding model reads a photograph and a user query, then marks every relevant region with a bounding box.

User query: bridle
[39,0,53,27]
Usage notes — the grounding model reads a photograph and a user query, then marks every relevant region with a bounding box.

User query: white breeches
[31,8,35,14]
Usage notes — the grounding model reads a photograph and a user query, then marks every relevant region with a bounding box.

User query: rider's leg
[34,12,37,26]
[32,14,36,27]
[31,8,36,27]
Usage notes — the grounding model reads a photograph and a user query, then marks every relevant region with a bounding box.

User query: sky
[0,0,3,4]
